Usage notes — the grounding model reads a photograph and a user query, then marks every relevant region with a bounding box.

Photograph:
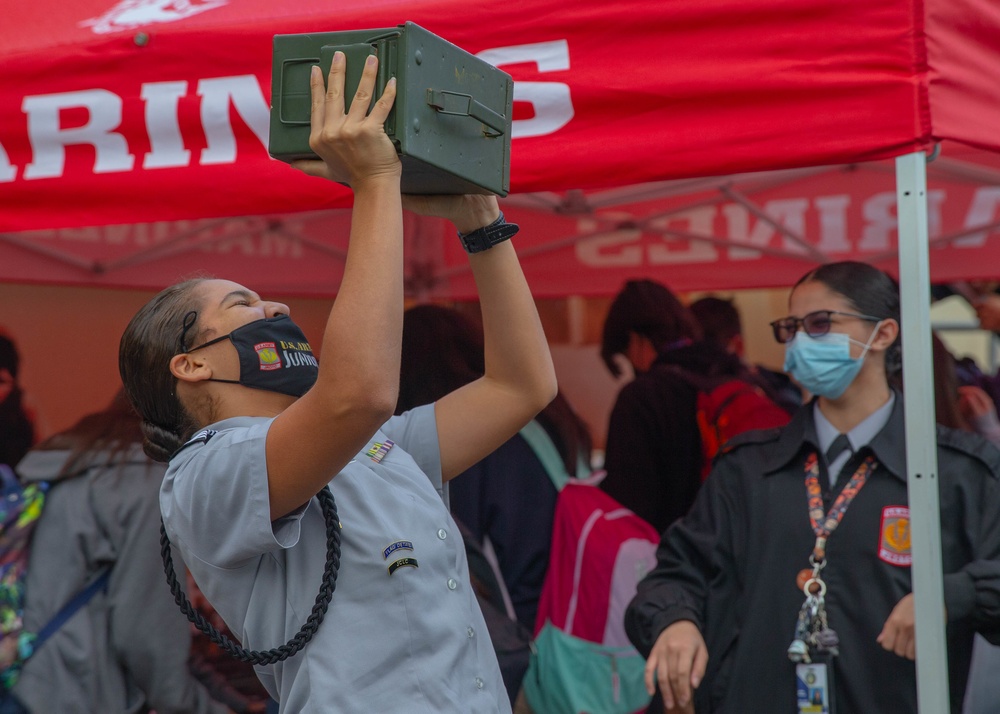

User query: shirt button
[447,578,458,590]
[437,528,448,540]
[467,626,475,638]
[475,677,484,690]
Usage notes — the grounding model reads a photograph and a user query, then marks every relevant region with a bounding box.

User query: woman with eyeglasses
[118,54,555,714]
[624,261,1000,714]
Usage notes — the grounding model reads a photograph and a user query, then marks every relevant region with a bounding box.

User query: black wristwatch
[457,211,520,254]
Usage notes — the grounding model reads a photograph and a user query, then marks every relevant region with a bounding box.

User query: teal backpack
[518,421,658,714]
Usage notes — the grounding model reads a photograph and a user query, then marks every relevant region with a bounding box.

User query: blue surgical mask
[782,323,881,399]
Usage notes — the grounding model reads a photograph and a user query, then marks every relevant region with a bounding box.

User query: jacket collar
[764,391,906,482]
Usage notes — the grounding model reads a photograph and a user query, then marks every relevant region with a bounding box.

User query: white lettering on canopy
[198,75,270,165]
[647,207,719,264]
[859,190,945,251]
[859,191,897,251]
[575,217,643,267]
[814,195,851,253]
[23,89,135,179]
[142,81,190,169]
[477,40,575,140]
[23,218,304,258]
[0,141,14,182]
[959,187,1000,247]
[571,190,980,269]
[1,40,574,183]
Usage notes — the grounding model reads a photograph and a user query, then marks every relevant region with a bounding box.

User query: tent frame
[896,150,947,713]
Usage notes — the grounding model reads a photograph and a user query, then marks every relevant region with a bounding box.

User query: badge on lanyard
[788,451,876,714]
[796,662,832,714]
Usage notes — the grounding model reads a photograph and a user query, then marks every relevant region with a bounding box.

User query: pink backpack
[519,421,658,714]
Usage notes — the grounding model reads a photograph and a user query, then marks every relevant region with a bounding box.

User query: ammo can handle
[278,58,320,125]
[426,89,506,137]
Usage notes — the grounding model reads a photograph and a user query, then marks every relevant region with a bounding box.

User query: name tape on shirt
[387,557,419,576]
[383,541,414,560]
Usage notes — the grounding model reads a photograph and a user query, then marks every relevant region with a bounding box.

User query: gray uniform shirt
[161,405,511,714]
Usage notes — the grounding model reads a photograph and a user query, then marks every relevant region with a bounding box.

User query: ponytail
[120,279,207,461]
[140,418,196,462]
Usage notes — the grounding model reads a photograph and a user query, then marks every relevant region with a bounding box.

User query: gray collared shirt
[814,393,895,485]
[161,405,510,714]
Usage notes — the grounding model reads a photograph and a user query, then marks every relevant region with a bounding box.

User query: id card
[796,663,831,714]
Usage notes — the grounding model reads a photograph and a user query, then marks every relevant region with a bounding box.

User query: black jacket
[602,342,743,533]
[449,430,559,631]
[625,396,1000,713]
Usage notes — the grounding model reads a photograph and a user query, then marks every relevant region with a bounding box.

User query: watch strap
[457,211,520,254]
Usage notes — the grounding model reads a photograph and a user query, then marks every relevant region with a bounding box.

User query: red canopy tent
[2,0,999,297]
[3,1,999,709]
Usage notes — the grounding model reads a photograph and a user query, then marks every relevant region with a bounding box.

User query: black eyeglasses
[769,310,881,344]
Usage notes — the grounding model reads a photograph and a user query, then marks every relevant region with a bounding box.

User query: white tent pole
[895,149,949,713]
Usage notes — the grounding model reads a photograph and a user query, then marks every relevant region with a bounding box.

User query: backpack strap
[518,420,591,492]
[8,464,115,669]
[29,568,112,654]
[0,464,18,492]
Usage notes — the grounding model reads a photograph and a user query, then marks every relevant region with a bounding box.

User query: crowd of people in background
[6,253,1000,713]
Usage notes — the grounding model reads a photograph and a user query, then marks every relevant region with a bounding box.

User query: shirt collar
[766,391,906,482]
[813,392,895,457]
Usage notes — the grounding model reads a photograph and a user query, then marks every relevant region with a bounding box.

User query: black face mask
[185,315,318,397]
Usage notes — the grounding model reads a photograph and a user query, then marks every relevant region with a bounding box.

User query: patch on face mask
[878,506,911,566]
[387,557,418,575]
[383,540,413,559]
[254,341,282,371]
[366,440,394,463]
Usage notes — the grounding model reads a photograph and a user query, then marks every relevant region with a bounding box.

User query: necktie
[826,433,853,463]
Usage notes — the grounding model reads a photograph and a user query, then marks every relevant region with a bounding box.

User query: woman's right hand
[291,51,400,188]
[644,620,708,713]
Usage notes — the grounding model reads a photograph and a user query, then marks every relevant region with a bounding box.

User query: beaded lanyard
[804,451,877,564]
[788,451,878,666]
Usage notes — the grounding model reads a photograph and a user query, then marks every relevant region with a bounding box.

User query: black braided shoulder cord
[160,487,341,665]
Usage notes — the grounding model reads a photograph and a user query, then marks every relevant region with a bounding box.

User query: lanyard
[789,451,878,679]
[803,451,877,563]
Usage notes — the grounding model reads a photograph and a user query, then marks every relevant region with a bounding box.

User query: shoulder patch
[170,429,219,460]
[935,425,1000,478]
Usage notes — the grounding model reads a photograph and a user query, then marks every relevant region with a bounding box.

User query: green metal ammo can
[270,22,513,196]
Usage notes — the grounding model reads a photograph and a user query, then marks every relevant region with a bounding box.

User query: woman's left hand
[876,593,916,660]
[402,194,500,235]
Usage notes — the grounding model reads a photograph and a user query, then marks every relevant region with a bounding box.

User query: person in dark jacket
[688,295,803,414]
[0,332,36,470]
[625,261,1000,713]
[599,280,745,533]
